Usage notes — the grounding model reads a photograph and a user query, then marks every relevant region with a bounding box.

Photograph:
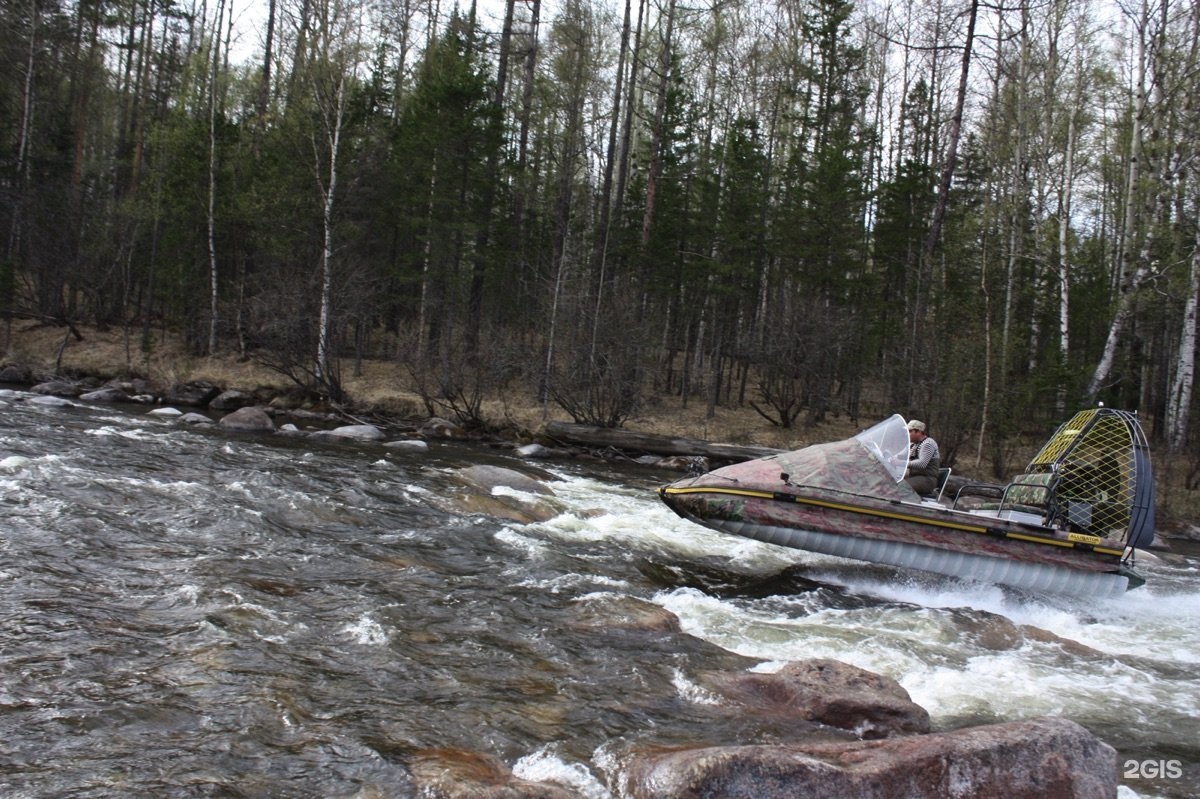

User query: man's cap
[907,420,926,432]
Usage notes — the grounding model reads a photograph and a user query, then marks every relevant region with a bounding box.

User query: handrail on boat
[952,474,1058,527]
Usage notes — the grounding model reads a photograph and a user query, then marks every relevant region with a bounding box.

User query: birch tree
[5,0,39,268]
[308,0,366,394]
[1053,10,1085,383]
[1167,221,1199,450]
[207,0,228,355]
[1163,0,1200,450]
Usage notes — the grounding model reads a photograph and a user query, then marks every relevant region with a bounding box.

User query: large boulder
[79,387,131,403]
[219,406,275,433]
[209,389,255,410]
[178,412,215,425]
[623,716,1116,799]
[31,379,80,397]
[420,416,465,439]
[0,365,32,384]
[701,659,930,739]
[164,380,220,407]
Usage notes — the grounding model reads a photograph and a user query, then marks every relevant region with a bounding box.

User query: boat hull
[665,499,1131,597]
[659,480,1134,597]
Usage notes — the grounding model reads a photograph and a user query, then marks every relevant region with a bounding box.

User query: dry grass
[3,322,285,392]
[0,320,830,448]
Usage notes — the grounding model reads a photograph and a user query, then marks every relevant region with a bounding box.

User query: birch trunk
[1166,221,1199,451]
[540,241,568,410]
[1055,34,1085,415]
[1000,2,1030,374]
[207,0,227,356]
[416,157,437,362]
[6,0,37,263]
[1055,107,1077,411]
[312,0,363,392]
[316,69,347,384]
[1164,0,1200,449]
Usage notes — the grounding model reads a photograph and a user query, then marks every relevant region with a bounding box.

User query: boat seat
[998,471,1060,522]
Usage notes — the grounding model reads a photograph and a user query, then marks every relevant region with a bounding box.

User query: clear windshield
[854,414,910,483]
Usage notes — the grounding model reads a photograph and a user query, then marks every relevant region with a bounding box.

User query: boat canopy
[769,415,917,503]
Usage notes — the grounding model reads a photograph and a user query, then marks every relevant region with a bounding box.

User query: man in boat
[903,420,941,496]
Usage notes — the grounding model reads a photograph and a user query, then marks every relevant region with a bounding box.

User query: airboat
[658,408,1154,597]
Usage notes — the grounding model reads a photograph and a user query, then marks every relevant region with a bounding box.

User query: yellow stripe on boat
[660,485,1124,557]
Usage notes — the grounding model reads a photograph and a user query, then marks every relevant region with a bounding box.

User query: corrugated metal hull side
[670,505,1129,598]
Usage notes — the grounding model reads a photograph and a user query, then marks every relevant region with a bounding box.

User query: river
[1,389,1197,798]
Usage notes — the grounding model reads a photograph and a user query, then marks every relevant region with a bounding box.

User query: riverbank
[0,321,831,451]
[3,319,1196,540]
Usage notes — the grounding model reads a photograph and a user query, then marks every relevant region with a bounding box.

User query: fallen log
[542,421,782,465]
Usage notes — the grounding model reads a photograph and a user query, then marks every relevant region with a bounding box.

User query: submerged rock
[386,439,430,453]
[455,465,556,496]
[570,595,683,635]
[312,424,386,441]
[0,455,33,471]
[952,610,1025,651]
[408,748,582,799]
[28,395,73,407]
[701,658,930,739]
[428,465,564,524]
[439,491,561,525]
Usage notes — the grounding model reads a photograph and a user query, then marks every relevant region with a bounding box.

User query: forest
[2,0,1199,479]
